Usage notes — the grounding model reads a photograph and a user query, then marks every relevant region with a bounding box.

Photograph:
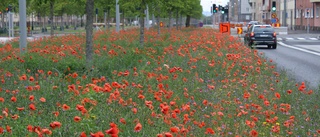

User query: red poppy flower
[120,118,126,124]
[29,95,34,101]
[50,121,61,129]
[80,132,87,137]
[74,116,81,122]
[205,128,215,134]
[29,104,36,110]
[39,97,46,102]
[27,125,33,132]
[250,129,258,137]
[275,92,281,99]
[170,126,179,133]
[11,96,17,102]
[134,123,142,132]
[164,132,173,137]
[0,126,3,134]
[62,104,70,111]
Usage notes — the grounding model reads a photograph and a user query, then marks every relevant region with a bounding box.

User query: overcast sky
[201,0,229,16]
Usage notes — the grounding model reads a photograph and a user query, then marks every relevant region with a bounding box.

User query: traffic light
[272,1,276,12]
[212,4,217,13]
[219,5,222,11]
[224,8,229,14]
[221,7,225,14]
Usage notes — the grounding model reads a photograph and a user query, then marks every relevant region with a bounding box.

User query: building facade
[295,0,315,30]
[278,0,295,30]
[229,0,252,22]
[247,0,320,29]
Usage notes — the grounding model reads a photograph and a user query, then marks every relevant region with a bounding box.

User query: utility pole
[283,0,287,26]
[238,0,241,22]
[307,9,310,34]
[19,0,27,54]
[116,0,120,32]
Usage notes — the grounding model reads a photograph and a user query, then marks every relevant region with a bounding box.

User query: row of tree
[1,0,202,69]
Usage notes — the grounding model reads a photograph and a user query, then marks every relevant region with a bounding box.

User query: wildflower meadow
[0,28,319,137]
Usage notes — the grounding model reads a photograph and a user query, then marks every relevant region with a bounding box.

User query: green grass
[0,28,319,136]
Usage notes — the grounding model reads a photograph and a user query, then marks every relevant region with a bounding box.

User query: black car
[244,25,277,49]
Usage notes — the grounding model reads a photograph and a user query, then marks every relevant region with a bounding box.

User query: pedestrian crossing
[277,37,320,41]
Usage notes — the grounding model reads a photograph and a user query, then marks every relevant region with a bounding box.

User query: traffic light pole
[307,12,309,34]
[212,13,215,28]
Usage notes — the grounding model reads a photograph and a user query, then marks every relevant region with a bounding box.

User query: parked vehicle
[244,24,277,49]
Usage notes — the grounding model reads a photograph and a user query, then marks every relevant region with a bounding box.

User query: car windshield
[253,26,274,32]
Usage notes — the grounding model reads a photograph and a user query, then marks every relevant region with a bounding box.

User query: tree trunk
[81,15,83,27]
[42,16,45,30]
[179,13,182,30]
[139,8,145,47]
[60,15,63,31]
[186,15,190,27]
[104,11,107,29]
[107,9,110,29]
[157,15,160,37]
[1,14,5,28]
[168,10,172,29]
[156,5,160,36]
[86,0,94,70]
[152,14,155,26]
[49,0,54,36]
[176,10,179,30]
[122,11,125,31]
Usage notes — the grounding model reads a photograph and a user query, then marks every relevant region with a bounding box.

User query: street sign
[271,13,277,18]
[237,27,243,34]
[160,22,164,27]
[271,18,276,23]
[219,22,230,35]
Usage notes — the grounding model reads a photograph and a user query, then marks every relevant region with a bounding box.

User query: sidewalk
[0,33,80,44]
[288,29,320,34]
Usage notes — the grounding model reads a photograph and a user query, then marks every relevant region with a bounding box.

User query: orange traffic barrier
[235,24,243,27]
[230,24,235,28]
[237,27,243,34]
[219,22,230,35]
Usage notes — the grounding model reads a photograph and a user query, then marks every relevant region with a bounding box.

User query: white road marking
[286,37,294,40]
[309,38,318,40]
[277,38,282,41]
[297,38,305,40]
[278,42,320,57]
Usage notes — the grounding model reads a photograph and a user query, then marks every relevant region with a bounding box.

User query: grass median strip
[0,28,319,136]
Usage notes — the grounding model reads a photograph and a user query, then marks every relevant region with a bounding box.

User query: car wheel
[272,44,277,49]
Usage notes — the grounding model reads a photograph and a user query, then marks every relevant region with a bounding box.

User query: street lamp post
[238,0,241,22]
[19,0,27,53]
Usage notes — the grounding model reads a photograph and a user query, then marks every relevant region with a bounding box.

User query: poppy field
[0,28,319,137]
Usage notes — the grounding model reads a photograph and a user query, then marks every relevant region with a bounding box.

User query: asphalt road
[257,40,320,89]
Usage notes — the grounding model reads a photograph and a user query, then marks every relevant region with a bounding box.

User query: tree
[85,0,94,70]
[0,0,18,28]
[182,0,202,27]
